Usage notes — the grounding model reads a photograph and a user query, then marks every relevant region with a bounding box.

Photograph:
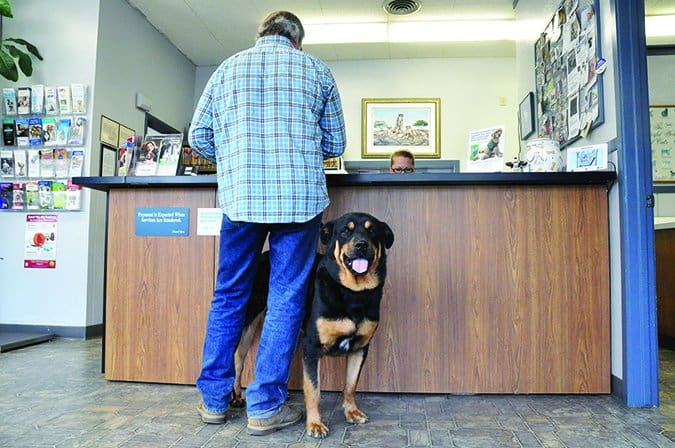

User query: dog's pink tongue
[352,258,368,273]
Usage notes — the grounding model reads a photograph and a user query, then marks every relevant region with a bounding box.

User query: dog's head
[319,212,394,291]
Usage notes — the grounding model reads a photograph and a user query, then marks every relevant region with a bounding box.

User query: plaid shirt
[189,35,346,223]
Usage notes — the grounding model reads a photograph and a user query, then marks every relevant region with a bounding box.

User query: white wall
[196,57,519,169]
[0,0,100,328]
[0,0,195,331]
[85,0,196,325]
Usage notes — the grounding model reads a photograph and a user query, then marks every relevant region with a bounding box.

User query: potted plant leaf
[0,0,43,82]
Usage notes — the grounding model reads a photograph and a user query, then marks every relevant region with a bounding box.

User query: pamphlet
[30,84,44,114]
[44,86,58,115]
[3,88,17,115]
[17,87,31,115]
[57,85,72,114]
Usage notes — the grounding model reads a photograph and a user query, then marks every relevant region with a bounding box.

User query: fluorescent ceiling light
[305,20,516,45]
[303,15,675,45]
[645,15,675,37]
[388,20,515,42]
[304,23,387,44]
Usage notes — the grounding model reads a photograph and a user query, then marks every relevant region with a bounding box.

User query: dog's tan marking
[303,361,329,438]
[317,317,356,349]
[352,319,378,350]
[343,350,369,424]
[334,240,382,291]
[231,312,263,407]
[364,220,371,229]
[347,221,355,230]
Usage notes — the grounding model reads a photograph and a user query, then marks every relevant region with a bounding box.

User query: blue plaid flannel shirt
[188,35,346,223]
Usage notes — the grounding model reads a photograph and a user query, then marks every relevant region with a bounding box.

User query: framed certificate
[100,115,119,147]
[100,144,118,176]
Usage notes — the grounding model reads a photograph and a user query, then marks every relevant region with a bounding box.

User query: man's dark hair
[257,11,304,46]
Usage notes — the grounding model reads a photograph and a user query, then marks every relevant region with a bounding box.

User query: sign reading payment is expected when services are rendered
[135,207,189,237]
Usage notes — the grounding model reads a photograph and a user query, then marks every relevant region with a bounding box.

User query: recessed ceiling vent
[383,0,421,16]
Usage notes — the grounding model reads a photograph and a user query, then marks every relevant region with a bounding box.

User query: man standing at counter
[188,10,346,435]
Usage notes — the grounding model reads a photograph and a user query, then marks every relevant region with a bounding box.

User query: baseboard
[0,323,103,339]
[658,334,675,350]
[611,374,624,401]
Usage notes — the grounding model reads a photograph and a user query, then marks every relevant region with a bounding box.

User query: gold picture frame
[361,98,441,159]
[118,124,136,148]
[100,115,119,147]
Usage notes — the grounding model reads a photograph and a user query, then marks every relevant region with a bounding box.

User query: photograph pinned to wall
[100,115,119,147]
[361,98,440,159]
[466,126,506,172]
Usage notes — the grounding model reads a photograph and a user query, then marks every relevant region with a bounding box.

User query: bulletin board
[534,0,604,148]
[649,105,675,182]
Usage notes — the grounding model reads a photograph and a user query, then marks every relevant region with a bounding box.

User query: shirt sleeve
[319,81,347,159]
[188,81,217,163]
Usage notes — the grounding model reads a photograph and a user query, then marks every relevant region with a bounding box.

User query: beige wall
[195,56,518,171]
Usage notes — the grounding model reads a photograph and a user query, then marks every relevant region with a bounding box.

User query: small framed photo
[566,143,608,172]
[100,115,120,147]
[361,98,441,159]
[519,92,535,140]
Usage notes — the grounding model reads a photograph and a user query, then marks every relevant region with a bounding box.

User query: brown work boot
[247,405,303,435]
[197,402,226,424]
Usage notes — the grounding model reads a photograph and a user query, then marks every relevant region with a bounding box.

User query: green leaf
[0,0,13,18]
[5,38,43,60]
[5,44,32,77]
[0,48,18,81]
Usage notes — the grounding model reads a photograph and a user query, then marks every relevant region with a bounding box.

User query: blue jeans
[196,212,322,419]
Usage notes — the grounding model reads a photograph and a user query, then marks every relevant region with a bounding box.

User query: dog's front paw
[345,408,369,424]
[307,420,329,438]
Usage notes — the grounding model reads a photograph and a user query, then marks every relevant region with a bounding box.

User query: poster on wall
[649,105,675,181]
[24,214,57,269]
[534,0,604,148]
[466,126,505,172]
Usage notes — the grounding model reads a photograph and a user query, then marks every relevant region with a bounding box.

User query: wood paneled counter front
[75,172,615,394]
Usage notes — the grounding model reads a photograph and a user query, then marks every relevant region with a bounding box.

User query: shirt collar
[256,35,295,49]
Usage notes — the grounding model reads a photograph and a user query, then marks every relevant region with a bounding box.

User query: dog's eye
[341,227,351,235]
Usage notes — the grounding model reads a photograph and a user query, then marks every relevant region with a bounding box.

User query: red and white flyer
[24,214,57,269]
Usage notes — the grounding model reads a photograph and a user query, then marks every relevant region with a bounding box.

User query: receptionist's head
[389,150,415,173]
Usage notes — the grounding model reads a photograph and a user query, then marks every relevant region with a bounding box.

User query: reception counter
[76,171,615,394]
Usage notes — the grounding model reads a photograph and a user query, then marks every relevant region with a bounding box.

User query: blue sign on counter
[135,208,189,237]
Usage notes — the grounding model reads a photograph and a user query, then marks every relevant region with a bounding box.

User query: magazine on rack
[128,134,183,176]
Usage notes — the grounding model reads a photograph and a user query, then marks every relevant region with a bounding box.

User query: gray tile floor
[0,338,674,448]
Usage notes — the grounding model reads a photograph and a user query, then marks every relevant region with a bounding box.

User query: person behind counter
[389,149,415,173]
[188,10,346,436]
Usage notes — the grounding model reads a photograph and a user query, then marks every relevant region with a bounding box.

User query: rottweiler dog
[231,212,394,438]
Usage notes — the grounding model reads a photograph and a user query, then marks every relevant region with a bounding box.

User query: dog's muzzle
[344,239,373,275]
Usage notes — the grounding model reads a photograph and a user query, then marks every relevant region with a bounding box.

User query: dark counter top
[74,171,617,192]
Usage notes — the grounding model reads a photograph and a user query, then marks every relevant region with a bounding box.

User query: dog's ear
[320,220,335,245]
[379,220,394,249]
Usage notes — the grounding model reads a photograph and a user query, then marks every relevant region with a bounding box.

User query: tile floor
[0,338,673,447]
